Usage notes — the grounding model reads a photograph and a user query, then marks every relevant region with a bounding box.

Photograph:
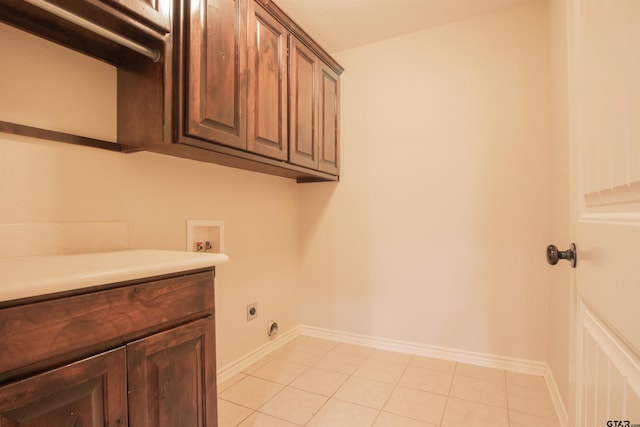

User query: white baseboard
[217,324,569,426]
[544,367,569,427]
[300,325,547,375]
[216,326,301,384]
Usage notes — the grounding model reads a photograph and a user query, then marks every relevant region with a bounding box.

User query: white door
[566,0,640,425]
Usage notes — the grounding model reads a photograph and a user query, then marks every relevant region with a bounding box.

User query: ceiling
[275,0,537,54]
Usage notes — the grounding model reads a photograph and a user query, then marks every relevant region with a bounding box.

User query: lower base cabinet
[0,269,218,426]
[128,318,217,426]
[0,347,128,426]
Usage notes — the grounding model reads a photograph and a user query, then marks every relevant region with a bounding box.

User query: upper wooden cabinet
[289,37,319,170]
[174,0,341,180]
[288,37,341,174]
[247,0,288,161]
[104,0,172,32]
[184,0,289,161]
[318,62,340,175]
[0,0,343,182]
[185,0,247,150]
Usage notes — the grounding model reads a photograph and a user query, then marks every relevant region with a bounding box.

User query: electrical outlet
[247,303,258,321]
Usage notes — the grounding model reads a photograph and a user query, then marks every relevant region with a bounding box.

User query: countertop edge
[0,249,229,303]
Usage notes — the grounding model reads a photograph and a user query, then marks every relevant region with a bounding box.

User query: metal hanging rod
[23,0,162,62]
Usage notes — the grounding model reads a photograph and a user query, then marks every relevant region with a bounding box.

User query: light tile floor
[217,336,561,427]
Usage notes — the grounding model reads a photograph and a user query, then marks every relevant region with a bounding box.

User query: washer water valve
[195,241,213,252]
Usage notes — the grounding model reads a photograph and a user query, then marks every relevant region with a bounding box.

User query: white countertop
[0,249,229,303]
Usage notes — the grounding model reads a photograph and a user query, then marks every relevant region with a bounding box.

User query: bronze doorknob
[546,243,577,268]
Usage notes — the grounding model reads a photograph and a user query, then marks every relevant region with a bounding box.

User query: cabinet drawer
[0,270,214,383]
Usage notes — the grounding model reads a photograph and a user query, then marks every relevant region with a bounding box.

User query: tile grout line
[297,347,335,426]
[217,374,258,426]
[221,337,560,427]
[279,345,336,426]
[346,346,395,426]
[505,369,511,427]
[438,360,460,427]
[303,342,371,426]
[370,352,415,426]
[300,348,335,427]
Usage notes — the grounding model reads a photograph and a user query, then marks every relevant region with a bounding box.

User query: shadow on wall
[298,176,375,334]
[296,0,551,363]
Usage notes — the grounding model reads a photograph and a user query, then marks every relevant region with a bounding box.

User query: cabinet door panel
[127,318,217,427]
[247,2,288,160]
[186,0,247,149]
[319,62,340,175]
[104,0,172,31]
[0,348,127,427]
[289,37,319,169]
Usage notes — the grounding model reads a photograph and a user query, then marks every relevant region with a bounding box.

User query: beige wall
[300,1,552,362]
[547,0,571,410]
[1,1,561,381]
[0,23,301,367]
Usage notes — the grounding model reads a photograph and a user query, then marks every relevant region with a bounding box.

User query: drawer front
[0,271,214,383]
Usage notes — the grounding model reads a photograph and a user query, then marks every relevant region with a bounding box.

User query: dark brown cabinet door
[186,0,247,150]
[247,1,288,160]
[104,0,172,31]
[318,62,340,175]
[289,37,319,169]
[0,348,127,426]
[127,318,217,427]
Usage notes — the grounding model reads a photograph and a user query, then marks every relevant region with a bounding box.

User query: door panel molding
[576,301,640,425]
[573,0,640,214]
